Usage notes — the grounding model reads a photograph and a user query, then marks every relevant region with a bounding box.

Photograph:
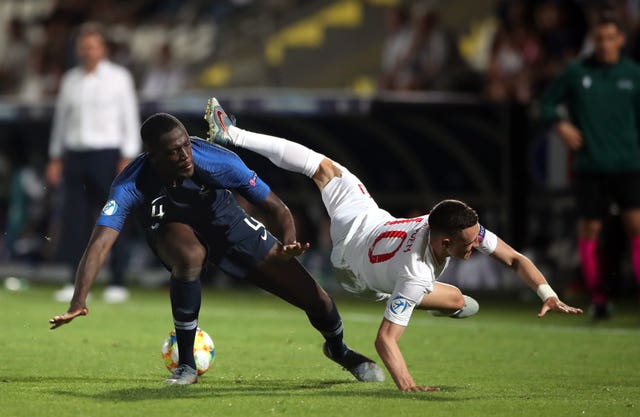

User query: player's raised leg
[205,97,340,190]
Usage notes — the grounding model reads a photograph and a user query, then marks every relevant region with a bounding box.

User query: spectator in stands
[46,22,141,303]
[485,0,541,104]
[537,12,640,320]
[0,18,31,95]
[618,0,640,61]
[378,4,413,91]
[381,4,476,92]
[532,0,587,90]
[17,46,60,103]
[390,5,454,91]
[140,41,187,100]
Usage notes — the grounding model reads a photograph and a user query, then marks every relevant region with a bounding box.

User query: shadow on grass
[46,378,471,402]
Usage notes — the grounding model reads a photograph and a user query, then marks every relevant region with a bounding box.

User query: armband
[536,284,557,301]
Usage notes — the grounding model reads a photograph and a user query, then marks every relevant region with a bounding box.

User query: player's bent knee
[170,243,206,279]
[153,223,207,278]
[435,283,465,310]
[171,266,203,281]
[451,292,465,310]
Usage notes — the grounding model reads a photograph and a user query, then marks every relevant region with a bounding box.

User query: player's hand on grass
[49,307,89,330]
[279,241,310,259]
[555,121,583,150]
[402,385,441,392]
[537,297,583,318]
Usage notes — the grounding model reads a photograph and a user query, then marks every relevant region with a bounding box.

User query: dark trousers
[58,149,129,286]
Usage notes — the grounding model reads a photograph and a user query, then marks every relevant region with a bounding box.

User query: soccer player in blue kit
[49,112,384,385]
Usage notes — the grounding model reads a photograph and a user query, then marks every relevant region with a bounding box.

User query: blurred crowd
[0,0,274,102]
[1,0,638,104]
[379,0,640,104]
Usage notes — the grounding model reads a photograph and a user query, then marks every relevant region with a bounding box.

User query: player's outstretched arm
[375,318,441,392]
[49,226,119,329]
[490,238,583,316]
[257,191,310,259]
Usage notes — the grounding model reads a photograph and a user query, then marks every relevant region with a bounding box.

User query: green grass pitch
[1,284,639,417]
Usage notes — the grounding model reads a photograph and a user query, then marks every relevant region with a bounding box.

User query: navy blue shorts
[574,171,640,219]
[200,215,278,279]
[146,214,278,280]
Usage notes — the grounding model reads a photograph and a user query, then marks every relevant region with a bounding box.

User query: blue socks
[307,298,348,357]
[170,276,201,370]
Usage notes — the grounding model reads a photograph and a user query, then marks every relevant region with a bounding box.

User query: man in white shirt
[47,22,141,303]
[205,97,584,392]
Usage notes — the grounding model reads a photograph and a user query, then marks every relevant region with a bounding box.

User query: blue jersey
[96,137,271,233]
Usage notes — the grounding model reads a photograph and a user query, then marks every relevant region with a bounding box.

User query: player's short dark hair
[140,113,186,148]
[428,199,478,236]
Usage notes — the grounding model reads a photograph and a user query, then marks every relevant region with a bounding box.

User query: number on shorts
[244,216,267,240]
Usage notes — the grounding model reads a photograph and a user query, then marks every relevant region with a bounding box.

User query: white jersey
[321,168,498,327]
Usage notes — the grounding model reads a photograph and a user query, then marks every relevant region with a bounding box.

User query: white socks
[229,126,324,178]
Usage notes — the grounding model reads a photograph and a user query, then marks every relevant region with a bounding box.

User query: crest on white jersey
[390,295,409,314]
[102,200,118,216]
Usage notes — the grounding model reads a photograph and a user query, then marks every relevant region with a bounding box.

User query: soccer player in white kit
[205,98,583,392]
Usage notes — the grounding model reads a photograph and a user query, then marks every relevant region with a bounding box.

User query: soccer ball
[161,328,215,375]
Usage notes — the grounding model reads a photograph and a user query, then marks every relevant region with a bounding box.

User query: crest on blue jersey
[390,296,409,314]
[102,199,118,216]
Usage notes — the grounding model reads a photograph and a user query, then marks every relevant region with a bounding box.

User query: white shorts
[320,164,386,271]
